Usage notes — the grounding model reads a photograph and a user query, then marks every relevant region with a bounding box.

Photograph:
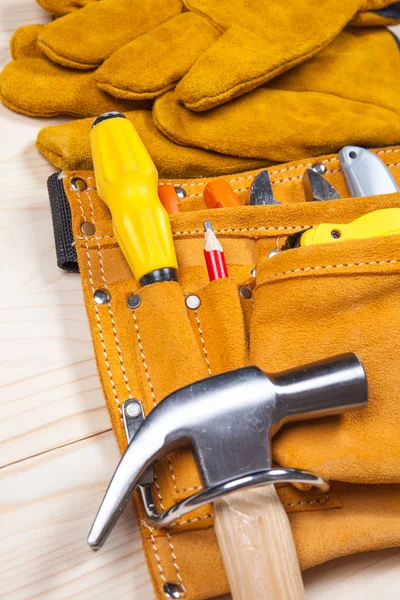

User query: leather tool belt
[47,146,400,600]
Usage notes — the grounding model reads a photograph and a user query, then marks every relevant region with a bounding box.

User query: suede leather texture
[1,0,399,131]
[30,0,399,112]
[61,147,400,599]
[2,25,400,177]
[36,111,267,178]
[154,29,400,163]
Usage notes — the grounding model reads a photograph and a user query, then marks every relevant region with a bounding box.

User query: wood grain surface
[0,3,399,598]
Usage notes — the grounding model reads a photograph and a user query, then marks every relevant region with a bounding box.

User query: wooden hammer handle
[214,485,305,600]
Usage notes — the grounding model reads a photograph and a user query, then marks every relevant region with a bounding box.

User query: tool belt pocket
[185,276,249,375]
[251,195,400,486]
[119,274,249,508]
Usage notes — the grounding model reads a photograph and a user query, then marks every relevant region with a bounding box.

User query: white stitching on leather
[76,190,120,409]
[283,495,330,508]
[157,494,333,529]
[377,148,400,155]
[166,533,187,593]
[193,310,213,376]
[260,259,400,282]
[178,484,202,493]
[174,225,309,236]
[141,522,167,584]
[73,178,186,590]
[157,157,339,189]
[86,189,132,396]
[132,311,157,408]
[76,224,308,240]
[66,147,398,197]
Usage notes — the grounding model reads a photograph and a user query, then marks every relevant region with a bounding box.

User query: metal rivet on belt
[311,162,327,175]
[163,582,185,598]
[81,222,95,236]
[127,294,141,309]
[94,289,110,305]
[239,286,252,299]
[174,186,187,199]
[71,177,88,191]
[125,400,142,419]
[185,294,201,310]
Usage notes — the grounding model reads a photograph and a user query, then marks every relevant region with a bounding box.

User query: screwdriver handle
[90,113,178,285]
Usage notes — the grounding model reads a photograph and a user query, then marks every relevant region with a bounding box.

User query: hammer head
[88,353,367,548]
[187,354,366,486]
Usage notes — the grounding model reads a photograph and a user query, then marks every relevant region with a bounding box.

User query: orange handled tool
[203,179,242,209]
[158,185,181,214]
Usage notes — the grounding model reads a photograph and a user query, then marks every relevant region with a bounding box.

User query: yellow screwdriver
[90,112,178,286]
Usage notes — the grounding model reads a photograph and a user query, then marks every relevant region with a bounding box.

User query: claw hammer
[88,356,367,600]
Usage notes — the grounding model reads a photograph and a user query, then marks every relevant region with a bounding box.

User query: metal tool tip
[92,112,126,129]
[87,525,105,550]
[87,536,100,551]
[204,220,213,232]
[249,169,280,205]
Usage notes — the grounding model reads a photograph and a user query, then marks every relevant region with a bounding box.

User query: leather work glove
[153,27,400,164]
[21,27,400,177]
[36,111,266,178]
[1,23,266,176]
[10,0,400,113]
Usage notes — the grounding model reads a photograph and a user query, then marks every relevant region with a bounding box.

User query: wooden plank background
[0,2,399,598]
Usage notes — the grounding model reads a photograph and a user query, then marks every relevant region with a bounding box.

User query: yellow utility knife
[286,208,400,248]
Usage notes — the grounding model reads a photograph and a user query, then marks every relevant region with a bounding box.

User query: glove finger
[0,58,148,118]
[154,87,400,164]
[177,25,317,111]
[10,25,45,59]
[37,0,183,69]
[36,0,99,17]
[178,0,360,111]
[36,110,266,177]
[95,12,219,100]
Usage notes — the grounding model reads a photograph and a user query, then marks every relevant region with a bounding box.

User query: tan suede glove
[13,0,400,112]
[24,28,400,178]
[154,28,400,163]
[36,111,266,178]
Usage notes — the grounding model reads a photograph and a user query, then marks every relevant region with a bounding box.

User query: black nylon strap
[374,2,400,19]
[48,172,79,272]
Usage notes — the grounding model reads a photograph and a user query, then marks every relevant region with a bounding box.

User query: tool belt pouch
[48,147,400,600]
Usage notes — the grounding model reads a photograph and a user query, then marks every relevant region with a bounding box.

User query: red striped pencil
[203,221,228,281]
